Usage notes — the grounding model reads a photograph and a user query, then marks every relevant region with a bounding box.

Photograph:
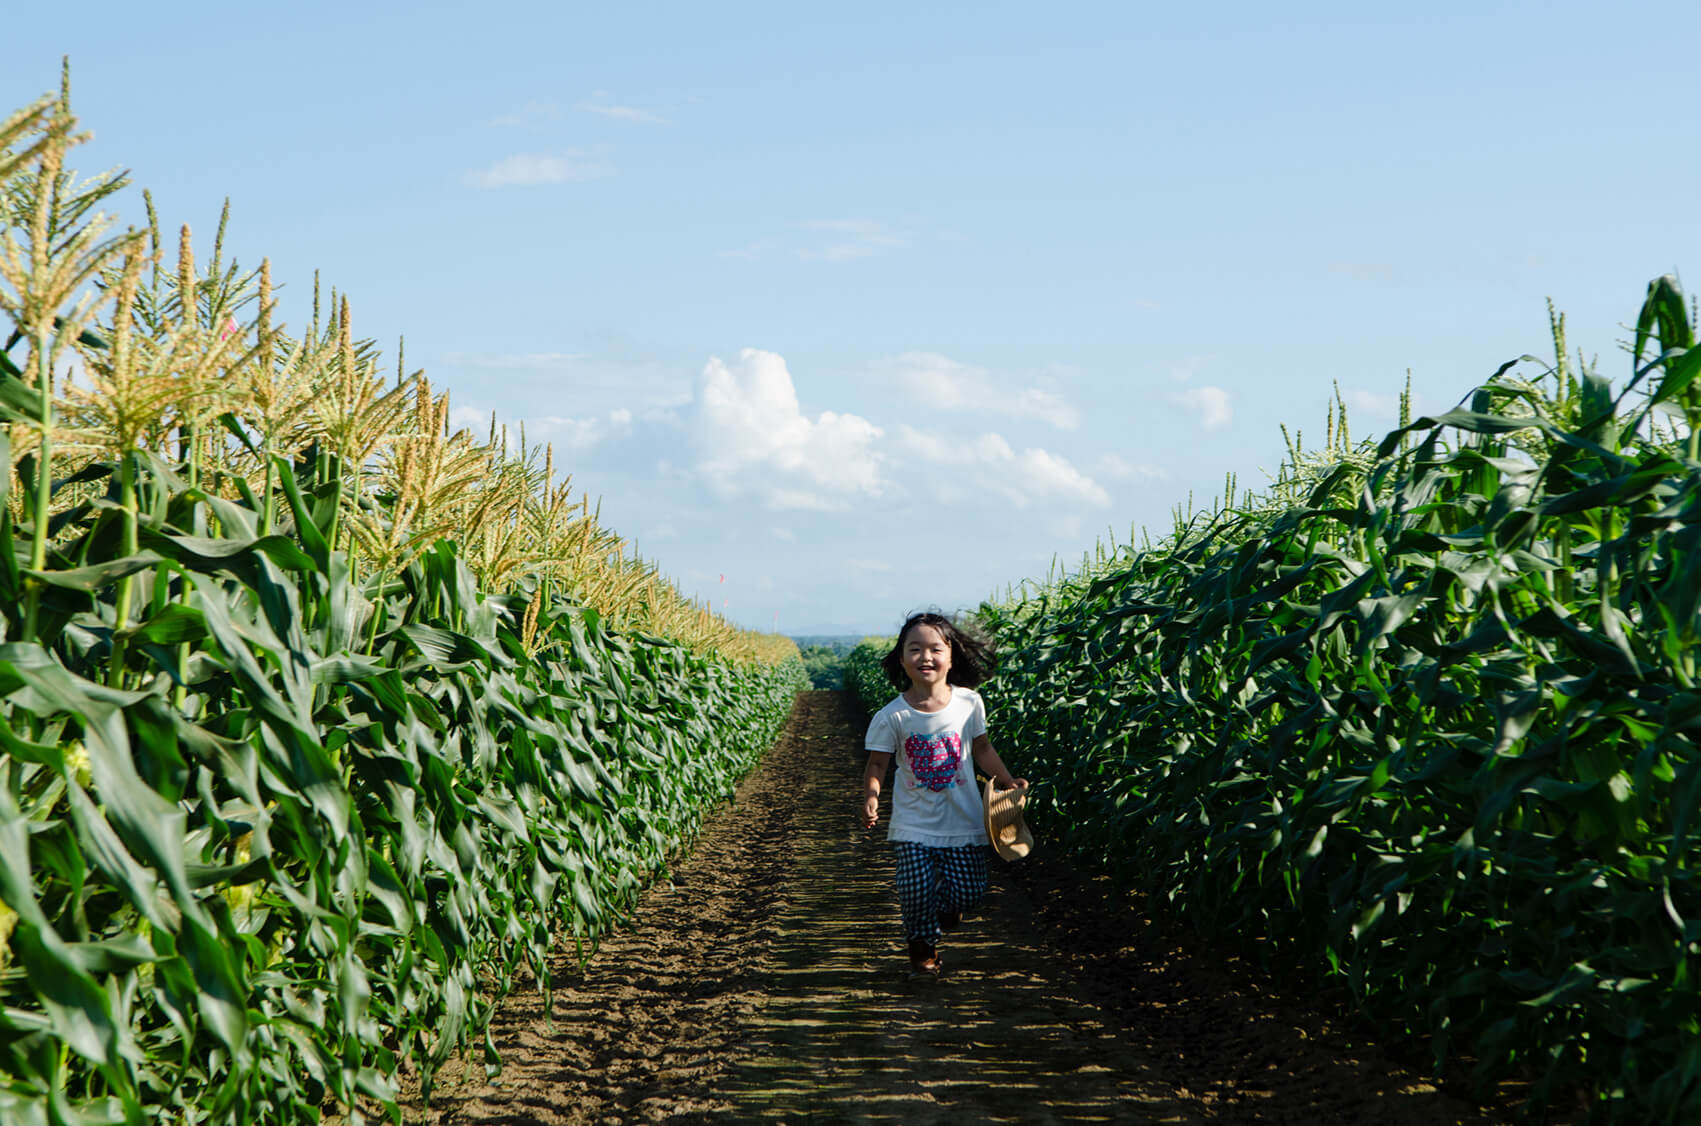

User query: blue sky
[14,2,1701,635]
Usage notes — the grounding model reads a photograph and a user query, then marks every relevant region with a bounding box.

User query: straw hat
[983,777,1034,861]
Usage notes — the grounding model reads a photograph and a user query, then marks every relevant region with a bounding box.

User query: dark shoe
[938,909,961,932]
[907,938,942,975]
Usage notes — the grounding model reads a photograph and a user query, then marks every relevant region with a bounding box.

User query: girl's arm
[971,734,1027,791]
[861,751,892,829]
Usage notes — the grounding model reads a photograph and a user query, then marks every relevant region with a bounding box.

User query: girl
[860,611,1028,977]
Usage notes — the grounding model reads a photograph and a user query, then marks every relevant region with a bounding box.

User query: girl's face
[901,623,953,690]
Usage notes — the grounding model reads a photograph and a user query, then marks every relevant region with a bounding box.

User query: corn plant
[843,636,895,716]
[979,279,1701,1121]
[0,77,806,1126]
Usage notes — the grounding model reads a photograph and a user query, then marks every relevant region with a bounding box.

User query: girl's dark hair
[882,610,998,691]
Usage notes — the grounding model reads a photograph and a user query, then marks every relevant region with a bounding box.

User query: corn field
[942,285,1701,1121]
[0,78,806,1125]
[841,637,893,715]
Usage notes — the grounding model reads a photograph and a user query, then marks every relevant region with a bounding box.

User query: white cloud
[771,527,796,542]
[798,218,908,261]
[969,432,1016,462]
[438,348,693,418]
[532,409,635,451]
[893,425,1109,508]
[692,348,884,510]
[1340,385,1435,429]
[896,352,984,410]
[1093,452,1168,482]
[578,91,668,124]
[1013,387,1079,428]
[878,352,1081,430]
[465,152,613,188]
[448,405,633,453]
[1012,448,1112,507]
[1168,355,1210,382]
[1167,385,1233,430]
[488,101,561,128]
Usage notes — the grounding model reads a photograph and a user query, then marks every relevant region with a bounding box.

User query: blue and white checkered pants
[892,841,988,943]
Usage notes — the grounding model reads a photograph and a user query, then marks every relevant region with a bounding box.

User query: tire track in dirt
[406,691,1500,1125]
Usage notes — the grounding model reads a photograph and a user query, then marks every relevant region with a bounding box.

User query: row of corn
[0,76,805,1124]
[975,283,1701,1120]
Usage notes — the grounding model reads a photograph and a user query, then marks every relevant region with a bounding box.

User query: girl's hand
[861,796,879,829]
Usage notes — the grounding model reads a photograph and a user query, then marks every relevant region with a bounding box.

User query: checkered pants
[892,841,988,944]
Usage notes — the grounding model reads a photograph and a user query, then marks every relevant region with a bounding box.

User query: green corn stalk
[977,279,1701,1122]
[0,76,806,1126]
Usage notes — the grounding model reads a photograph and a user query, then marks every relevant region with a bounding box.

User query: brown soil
[404,691,1503,1125]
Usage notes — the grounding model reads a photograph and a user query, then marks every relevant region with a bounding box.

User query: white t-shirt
[864,687,989,847]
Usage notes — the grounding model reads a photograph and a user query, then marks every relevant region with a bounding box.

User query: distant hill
[788,633,879,651]
[787,624,888,641]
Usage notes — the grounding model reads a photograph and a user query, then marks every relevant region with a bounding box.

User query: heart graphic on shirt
[904,732,962,792]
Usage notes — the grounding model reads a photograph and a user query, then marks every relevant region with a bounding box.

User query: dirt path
[407,691,1500,1125]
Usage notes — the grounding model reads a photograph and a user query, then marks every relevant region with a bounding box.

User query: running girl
[860,610,1028,977]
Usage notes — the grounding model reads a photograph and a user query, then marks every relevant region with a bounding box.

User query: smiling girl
[860,610,1028,977]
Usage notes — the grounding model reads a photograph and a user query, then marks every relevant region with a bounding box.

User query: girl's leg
[892,841,943,944]
[936,844,989,915]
